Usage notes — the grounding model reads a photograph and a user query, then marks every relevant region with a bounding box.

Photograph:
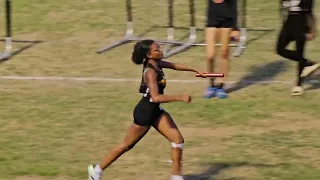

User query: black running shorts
[133,98,165,126]
[206,17,235,28]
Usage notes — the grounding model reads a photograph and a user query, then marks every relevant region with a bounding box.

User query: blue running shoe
[216,88,228,99]
[203,87,217,98]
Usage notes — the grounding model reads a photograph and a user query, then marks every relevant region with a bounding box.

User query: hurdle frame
[162,0,197,58]
[164,0,247,58]
[0,0,12,61]
[97,0,185,55]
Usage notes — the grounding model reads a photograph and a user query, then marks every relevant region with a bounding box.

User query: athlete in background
[88,40,205,180]
[204,0,240,99]
[277,0,319,95]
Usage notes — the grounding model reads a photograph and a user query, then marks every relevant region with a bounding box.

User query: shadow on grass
[305,73,320,91]
[226,60,287,93]
[184,161,284,180]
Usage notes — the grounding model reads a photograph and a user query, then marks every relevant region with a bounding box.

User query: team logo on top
[160,78,166,86]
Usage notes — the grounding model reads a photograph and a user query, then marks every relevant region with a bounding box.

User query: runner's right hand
[181,94,192,103]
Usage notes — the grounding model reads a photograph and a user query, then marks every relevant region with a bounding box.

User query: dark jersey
[281,0,314,32]
[139,61,166,102]
[134,61,166,126]
[207,0,238,29]
[282,0,313,14]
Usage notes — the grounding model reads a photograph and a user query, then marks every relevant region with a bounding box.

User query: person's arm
[158,60,199,72]
[144,68,188,103]
[306,0,316,39]
[232,0,239,31]
[308,0,316,34]
[308,13,316,34]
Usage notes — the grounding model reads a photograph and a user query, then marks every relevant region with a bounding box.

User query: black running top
[282,0,314,14]
[139,61,166,96]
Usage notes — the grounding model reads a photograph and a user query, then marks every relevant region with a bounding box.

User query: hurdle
[97,0,184,55]
[162,0,197,58]
[164,0,247,58]
[0,0,12,61]
[162,0,175,56]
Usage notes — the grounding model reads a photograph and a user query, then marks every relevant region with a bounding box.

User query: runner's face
[147,42,163,60]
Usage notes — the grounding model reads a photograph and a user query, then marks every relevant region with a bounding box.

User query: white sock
[94,164,103,175]
[170,175,184,180]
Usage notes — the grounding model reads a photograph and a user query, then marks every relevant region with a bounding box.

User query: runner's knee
[171,136,184,150]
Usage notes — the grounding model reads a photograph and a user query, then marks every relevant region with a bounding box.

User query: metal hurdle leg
[163,0,196,58]
[233,0,247,57]
[129,0,184,46]
[232,27,246,57]
[163,26,196,58]
[162,27,174,56]
[97,21,134,54]
[0,0,12,61]
[162,0,175,56]
[97,0,185,54]
[138,0,187,51]
[0,37,12,60]
[96,0,134,54]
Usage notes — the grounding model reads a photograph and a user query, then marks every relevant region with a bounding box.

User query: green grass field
[0,0,319,180]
